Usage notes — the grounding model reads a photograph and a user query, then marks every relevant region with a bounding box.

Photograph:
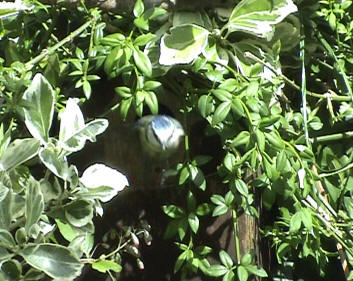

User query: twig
[243,52,352,102]
[25,18,95,70]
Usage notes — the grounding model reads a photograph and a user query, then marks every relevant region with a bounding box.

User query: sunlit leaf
[160,24,209,65]
[20,244,83,279]
[226,0,297,40]
[22,74,55,144]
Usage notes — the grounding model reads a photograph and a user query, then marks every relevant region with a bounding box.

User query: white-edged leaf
[160,24,209,65]
[0,0,34,20]
[0,229,15,247]
[0,138,40,171]
[79,164,129,202]
[59,98,85,142]
[0,186,12,230]
[20,243,83,279]
[39,144,78,184]
[226,0,297,40]
[64,199,93,227]
[59,99,108,153]
[22,73,55,144]
[62,120,108,153]
[25,178,44,235]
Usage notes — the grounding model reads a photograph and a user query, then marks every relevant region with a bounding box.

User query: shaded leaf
[0,138,40,171]
[22,73,54,144]
[160,24,209,65]
[25,179,44,235]
[20,244,83,279]
[227,0,297,40]
[92,260,122,273]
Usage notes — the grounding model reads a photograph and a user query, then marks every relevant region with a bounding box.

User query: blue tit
[135,115,185,158]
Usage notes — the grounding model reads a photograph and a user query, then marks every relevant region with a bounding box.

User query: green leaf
[324,178,341,204]
[64,199,93,228]
[179,166,190,185]
[211,89,232,102]
[328,12,336,31]
[43,54,60,86]
[0,138,40,171]
[120,98,133,120]
[237,265,248,281]
[192,155,212,166]
[231,98,245,116]
[224,152,236,172]
[223,270,235,281]
[212,205,228,217]
[172,11,205,26]
[192,167,206,191]
[135,90,145,117]
[230,131,250,148]
[196,203,211,216]
[301,208,313,231]
[1,259,21,280]
[15,227,26,245]
[134,33,156,46]
[212,101,231,126]
[115,86,132,98]
[174,250,187,273]
[145,91,159,115]
[25,179,44,235]
[245,264,268,277]
[160,24,209,65]
[206,264,228,277]
[255,129,266,152]
[227,0,298,40]
[82,80,91,99]
[92,259,122,273]
[240,252,252,266]
[211,194,225,206]
[289,211,302,233]
[100,33,125,46]
[144,80,162,91]
[133,0,144,17]
[177,218,188,241]
[276,150,288,171]
[22,268,45,280]
[259,115,281,128]
[0,187,12,230]
[188,213,199,233]
[219,250,233,268]
[234,179,248,196]
[198,95,214,118]
[0,229,16,248]
[264,131,284,150]
[187,191,197,211]
[224,191,234,206]
[134,16,149,31]
[263,187,276,210]
[219,79,238,92]
[195,245,213,256]
[20,243,83,279]
[55,219,79,242]
[39,144,78,184]
[162,205,185,219]
[22,73,55,144]
[133,48,152,77]
[104,47,124,75]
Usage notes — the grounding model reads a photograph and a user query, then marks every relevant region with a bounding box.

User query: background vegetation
[1,0,353,280]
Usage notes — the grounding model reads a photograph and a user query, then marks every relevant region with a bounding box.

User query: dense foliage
[1,0,353,280]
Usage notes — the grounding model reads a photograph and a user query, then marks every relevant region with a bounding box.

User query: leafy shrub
[1,0,353,280]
